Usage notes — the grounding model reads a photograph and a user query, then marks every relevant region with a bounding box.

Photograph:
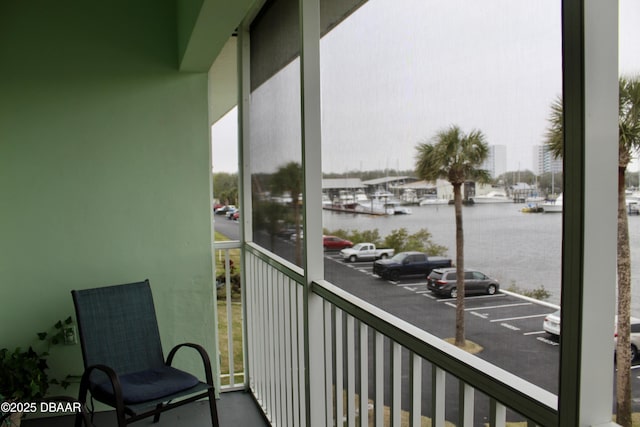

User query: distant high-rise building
[533,145,562,175]
[481,145,507,178]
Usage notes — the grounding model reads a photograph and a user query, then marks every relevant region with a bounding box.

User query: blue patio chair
[71,280,219,427]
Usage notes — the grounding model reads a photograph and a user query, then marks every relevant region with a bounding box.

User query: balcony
[22,392,269,427]
[238,243,557,426]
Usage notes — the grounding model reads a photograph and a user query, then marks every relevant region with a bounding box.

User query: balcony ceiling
[179,0,257,72]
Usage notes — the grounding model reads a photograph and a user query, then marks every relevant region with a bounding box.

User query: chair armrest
[166,343,215,386]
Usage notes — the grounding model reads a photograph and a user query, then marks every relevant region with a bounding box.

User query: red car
[323,235,353,251]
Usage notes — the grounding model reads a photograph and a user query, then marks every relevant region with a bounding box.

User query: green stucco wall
[0,1,216,388]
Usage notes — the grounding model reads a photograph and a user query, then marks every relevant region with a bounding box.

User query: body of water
[323,203,640,313]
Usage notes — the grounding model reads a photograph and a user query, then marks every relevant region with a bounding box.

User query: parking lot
[323,249,640,407]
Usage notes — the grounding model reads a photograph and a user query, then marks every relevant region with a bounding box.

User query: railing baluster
[346,314,356,427]
[359,321,368,427]
[374,331,384,427]
[297,284,306,427]
[224,250,235,388]
[490,398,507,427]
[275,272,283,426]
[283,275,292,427]
[410,352,421,427]
[459,382,474,427]
[335,308,344,427]
[391,342,402,427]
[324,302,334,426]
[432,366,445,427]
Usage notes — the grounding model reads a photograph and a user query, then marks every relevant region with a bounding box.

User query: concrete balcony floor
[22,391,269,427]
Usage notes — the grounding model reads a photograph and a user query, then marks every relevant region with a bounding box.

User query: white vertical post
[225,250,234,387]
[391,342,401,427]
[346,315,356,427]
[300,0,325,425]
[374,332,384,427]
[409,353,422,427]
[324,302,334,426]
[579,0,619,425]
[359,322,369,427]
[335,309,344,426]
[489,399,506,427]
[458,383,474,427]
[431,367,445,427]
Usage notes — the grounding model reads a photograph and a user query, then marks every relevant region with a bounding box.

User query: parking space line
[464,302,532,311]
[490,314,549,322]
[500,323,520,331]
[436,293,505,303]
[471,311,488,319]
[537,336,560,346]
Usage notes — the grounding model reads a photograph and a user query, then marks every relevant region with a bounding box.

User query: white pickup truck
[340,243,395,263]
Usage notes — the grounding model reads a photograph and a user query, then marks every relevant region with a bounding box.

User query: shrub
[506,282,551,301]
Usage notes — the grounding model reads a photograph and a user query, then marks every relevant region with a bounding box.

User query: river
[323,203,640,314]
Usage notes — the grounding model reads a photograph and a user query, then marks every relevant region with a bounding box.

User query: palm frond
[414,125,489,185]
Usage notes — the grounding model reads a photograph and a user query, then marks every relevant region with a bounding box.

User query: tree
[213,172,239,205]
[271,162,304,266]
[545,76,640,427]
[415,125,490,347]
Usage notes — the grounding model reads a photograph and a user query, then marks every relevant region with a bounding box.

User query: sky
[212,0,640,175]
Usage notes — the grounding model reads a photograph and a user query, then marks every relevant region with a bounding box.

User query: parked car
[323,235,353,251]
[276,226,297,239]
[615,317,640,361]
[426,268,499,298]
[226,207,238,219]
[373,252,452,281]
[546,311,640,361]
[340,243,394,262]
[215,205,235,215]
[543,310,561,337]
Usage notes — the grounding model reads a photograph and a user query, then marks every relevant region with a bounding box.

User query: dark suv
[427,268,500,298]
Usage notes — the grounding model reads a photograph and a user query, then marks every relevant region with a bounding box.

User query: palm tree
[415,125,490,347]
[545,76,640,427]
[271,162,304,266]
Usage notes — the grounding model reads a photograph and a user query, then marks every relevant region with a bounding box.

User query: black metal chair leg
[152,403,163,423]
[208,389,220,427]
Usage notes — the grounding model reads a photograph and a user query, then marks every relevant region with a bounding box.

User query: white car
[547,311,640,361]
[614,317,640,361]
[543,310,560,337]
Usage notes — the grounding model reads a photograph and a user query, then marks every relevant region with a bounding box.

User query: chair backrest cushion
[72,280,166,375]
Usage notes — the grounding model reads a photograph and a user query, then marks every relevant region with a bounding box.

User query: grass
[341,392,456,426]
[443,338,484,354]
[214,231,241,274]
[217,300,244,386]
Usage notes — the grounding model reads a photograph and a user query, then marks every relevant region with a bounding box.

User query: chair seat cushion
[94,366,200,404]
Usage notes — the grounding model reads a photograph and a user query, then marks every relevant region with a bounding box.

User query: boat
[525,194,545,203]
[333,190,358,209]
[419,196,449,206]
[472,191,511,204]
[542,194,563,213]
[322,193,332,208]
[521,204,544,213]
[400,189,420,205]
[372,192,412,214]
